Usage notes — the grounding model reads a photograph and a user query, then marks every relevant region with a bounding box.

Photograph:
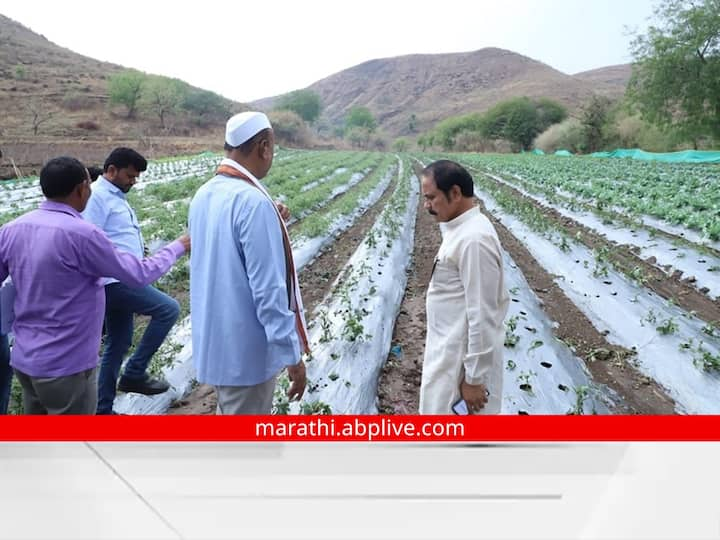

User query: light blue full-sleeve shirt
[82,176,145,285]
[189,174,301,387]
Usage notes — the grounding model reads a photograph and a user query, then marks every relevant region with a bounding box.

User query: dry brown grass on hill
[0,14,249,177]
[1,12,634,175]
[253,48,632,138]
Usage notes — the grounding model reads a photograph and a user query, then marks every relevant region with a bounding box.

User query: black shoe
[117,376,170,396]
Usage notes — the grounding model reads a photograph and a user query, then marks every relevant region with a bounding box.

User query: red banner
[0,415,719,441]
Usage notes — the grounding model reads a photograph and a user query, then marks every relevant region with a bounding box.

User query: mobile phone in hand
[452,399,469,415]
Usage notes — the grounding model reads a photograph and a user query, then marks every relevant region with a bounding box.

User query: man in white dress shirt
[419,160,509,415]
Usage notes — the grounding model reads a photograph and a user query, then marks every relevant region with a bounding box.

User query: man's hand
[460,380,488,414]
[286,360,306,402]
[177,234,191,254]
[275,201,291,222]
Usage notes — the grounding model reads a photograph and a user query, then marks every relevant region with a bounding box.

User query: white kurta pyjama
[420,207,509,414]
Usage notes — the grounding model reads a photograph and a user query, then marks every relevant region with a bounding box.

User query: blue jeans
[97,283,180,414]
[0,334,11,415]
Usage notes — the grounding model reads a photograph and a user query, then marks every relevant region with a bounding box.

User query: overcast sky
[2,0,657,103]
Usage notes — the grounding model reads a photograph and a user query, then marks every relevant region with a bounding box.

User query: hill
[0,14,244,177]
[254,48,631,137]
[574,64,633,95]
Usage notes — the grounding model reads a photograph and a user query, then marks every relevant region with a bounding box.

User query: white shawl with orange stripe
[216,159,311,355]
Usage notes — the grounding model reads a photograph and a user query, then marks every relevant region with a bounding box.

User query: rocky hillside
[254,48,631,136]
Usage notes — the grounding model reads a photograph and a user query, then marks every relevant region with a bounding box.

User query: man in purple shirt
[0,329,9,414]
[0,156,190,414]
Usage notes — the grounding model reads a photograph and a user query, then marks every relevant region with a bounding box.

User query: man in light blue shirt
[189,112,307,414]
[83,147,180,414]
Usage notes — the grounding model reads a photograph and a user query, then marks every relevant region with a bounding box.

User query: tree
[392,138,408,152]
[417,133,434,152]
[275,89,322,123]
[628,0,720,145]
[142,76,188,130]
[535,98,568,129]
[26,100,55,136]
[581,95,613,152]
[495,98,538,151]
[346,126,372,148]
[345,106,377,132]
[432,113,484,150]
[423,98,567,152]
[182,89,229,126]
[408,113,417,133]
[108,69,146,118]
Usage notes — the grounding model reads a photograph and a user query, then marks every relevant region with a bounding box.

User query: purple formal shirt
[0,201,185,377]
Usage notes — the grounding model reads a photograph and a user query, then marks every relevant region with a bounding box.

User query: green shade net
[591,148,720,163]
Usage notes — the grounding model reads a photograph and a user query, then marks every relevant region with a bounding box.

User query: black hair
[224,128,272,156]
[421,160,474,198]
[40,156,88,199]
[87,166,103,182]
[103,147,147,173]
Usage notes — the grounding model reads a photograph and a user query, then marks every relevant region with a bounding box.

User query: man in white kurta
[189,112,307,414]
[419,160,509,414]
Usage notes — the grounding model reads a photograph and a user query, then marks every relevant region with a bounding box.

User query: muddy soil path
[377,171,441,414]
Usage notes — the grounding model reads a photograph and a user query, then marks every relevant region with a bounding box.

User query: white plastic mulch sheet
[500,252,614,414]
[476,185,720,414]
[635,213,720,252]
[286,169,370,227]
[113,317,194,414]
[292,165,396,271]
[296,169,419,414]
[0,155,219,213]
[550,180,720,252]
[487,173,720,299]
[300,167,348,193]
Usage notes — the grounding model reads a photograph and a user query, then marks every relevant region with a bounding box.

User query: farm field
[1,150,718,415]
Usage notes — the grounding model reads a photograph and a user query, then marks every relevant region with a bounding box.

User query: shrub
[268,109,312,147]
[76,120,100,131]
[533,118,584,153]
[453,131,492,152]
[62,92,94,111]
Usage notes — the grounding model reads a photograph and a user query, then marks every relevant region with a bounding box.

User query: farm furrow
[279,160,419,414]
[4,148,718,416]
[472,154,720,246]
[472,182,720,413]
[377,163,441,415]
[500,168,720,258]
[477,198,675,414]
[472,169,720,324]
[381,161,626,414]
[485,169,720,297]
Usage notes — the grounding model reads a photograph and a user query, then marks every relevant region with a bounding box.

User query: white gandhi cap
[225,111,272,147]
